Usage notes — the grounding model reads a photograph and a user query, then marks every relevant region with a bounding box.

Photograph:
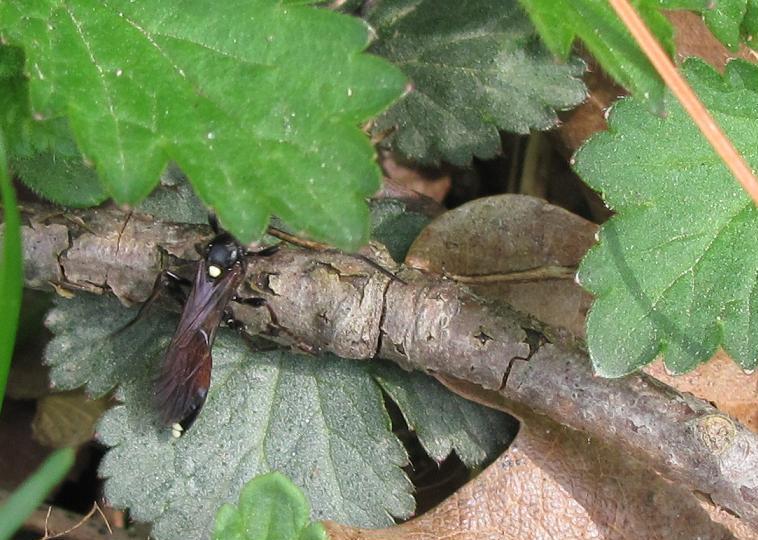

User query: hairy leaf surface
[368,0,586,165]
[45,294,512,539]
[12,149,108,207]
[373,364,517,466]
[370,198,433,262]
[518,0,672,106]
[575,59,758,376]
[44,295,174,396]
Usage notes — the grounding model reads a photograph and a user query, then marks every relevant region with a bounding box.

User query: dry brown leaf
[556,63,623,156]
[666,11,756,69]
[405,194,596,341]
[326,380,738,540]
[645,351,758,433]
[32,390,111,448]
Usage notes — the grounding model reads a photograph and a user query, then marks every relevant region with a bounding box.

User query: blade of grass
[0,131,22,415]
[0,447,75,540]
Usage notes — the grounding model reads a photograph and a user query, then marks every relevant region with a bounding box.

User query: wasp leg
[352,252,407,285]
[162,270,192,301]
[223,295,267,332]
[114,270,191,336]
[222,308,244,331]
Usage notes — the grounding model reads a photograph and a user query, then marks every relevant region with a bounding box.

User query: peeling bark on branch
[236,247,532,389]
[8,202,758,526]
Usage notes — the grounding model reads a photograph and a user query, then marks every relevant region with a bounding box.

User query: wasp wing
[153,261,243,427]
[154,329,213,428]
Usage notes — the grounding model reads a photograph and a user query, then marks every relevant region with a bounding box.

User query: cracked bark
[7,201,758,526]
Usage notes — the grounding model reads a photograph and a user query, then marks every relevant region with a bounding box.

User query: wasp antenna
[244,242,281,259]
[112,270,190,337]
[208,212,220,234]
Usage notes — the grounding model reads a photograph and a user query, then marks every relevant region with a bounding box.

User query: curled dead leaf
[405,194,596,341]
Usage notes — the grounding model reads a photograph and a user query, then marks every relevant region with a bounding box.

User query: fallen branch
[10,201,758,526]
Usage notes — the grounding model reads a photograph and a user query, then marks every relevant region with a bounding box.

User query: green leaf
[368,0,586,166]
[372,363,516,466]
[743,0,758,37]
[137,166,208,225]
[213,472,327,540]
[99,338,411,538]
[46,292,510,539]
[0,1,406,249]
[574,58,758,377]
[0,447,75,540]
[518,0,673,106]
[0,45,30,155]
[369,198,433,262]
[3,75,110,206]
[47,294,411,537]
[518,0,758,96]
[12,148,108,207]
[0,44,23,78]
[0,133,22,413]
[701,0,747,49]
[44,295,175,396]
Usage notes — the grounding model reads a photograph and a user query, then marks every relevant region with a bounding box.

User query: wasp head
[205,233,243,279]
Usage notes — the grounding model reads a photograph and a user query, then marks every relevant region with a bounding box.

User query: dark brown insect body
[153,233,245,432]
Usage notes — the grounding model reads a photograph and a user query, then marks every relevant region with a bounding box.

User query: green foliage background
[2,0,758,537]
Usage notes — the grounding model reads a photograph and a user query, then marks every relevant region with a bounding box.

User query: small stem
[41,501,112,540]
[443,265,576,284]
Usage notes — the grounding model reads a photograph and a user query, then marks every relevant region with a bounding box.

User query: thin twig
[608,0,758,206]
[266,226,331,252]
[40,501,112,540]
